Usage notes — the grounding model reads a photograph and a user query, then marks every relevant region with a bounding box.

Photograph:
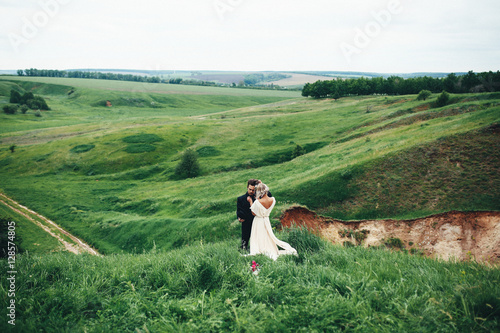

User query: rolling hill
[0,76,498,255]
[0,75,499,332]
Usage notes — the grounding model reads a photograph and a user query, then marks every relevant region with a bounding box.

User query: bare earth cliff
[281,207,500,263]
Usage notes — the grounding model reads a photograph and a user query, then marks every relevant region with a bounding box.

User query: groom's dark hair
[247,179,259,187]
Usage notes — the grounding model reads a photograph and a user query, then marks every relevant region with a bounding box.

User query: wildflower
[251,261,260,275]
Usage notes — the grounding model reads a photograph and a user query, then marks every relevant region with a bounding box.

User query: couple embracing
[236,179,297,260]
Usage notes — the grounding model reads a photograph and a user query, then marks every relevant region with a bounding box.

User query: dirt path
[281,206,500,263]
[0,193,101,256]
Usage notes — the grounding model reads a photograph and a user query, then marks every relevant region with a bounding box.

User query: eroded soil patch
[281,207,500,262]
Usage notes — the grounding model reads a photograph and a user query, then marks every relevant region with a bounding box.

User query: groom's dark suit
[236,191,272,251]
[237,193,255,251]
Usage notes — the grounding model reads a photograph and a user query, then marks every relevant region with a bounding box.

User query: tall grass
[1,228,498,332]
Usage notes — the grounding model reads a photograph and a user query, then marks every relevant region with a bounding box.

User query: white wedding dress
[249,197,297,260]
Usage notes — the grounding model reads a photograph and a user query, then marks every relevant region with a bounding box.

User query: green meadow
[3,231,500,332]
[0,76,499,331]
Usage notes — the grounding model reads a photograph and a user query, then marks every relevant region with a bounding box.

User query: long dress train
[249,197,297,260]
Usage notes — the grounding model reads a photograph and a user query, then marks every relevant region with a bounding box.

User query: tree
[301,83,312,97]
[27,96,50,110]
[20,92,34,105]
[9,90,22,103]
[175,149,200,179]
[435,90,450,107]
[443,73,459,93]
[16,92,50,110]
[417,90,432,101]
[462,70,480,92]
[309,80,330,98]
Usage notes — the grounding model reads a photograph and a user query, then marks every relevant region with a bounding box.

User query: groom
[236,179,271,251]
[236,179,259,251]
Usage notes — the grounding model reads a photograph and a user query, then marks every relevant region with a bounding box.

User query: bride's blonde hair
[256,183,269,199]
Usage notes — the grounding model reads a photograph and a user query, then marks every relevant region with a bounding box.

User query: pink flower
[251,261,260,272]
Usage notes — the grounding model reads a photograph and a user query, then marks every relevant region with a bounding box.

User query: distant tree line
[17,68,219,85]
[243,73,290,86]
[18,68,164,84]
[301,71,500,99]
[16,68,292,90]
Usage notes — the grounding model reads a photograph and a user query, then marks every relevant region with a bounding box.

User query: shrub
[175,149,200,179]
[384,237,404,249]
[292,144,306,159]
[20,104,29,114]
[435,90,450,107]
[417,89,432,101]
[26,96,50,110]
[338,229,369,245]
[3,104,18,114]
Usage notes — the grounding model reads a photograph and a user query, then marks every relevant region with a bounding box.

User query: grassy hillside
[0,204,63,254]
[1,230,499,332]
[0,77,499,255]
[0,76,499,332]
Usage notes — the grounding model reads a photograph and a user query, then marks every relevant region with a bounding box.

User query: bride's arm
[248,197,257,215]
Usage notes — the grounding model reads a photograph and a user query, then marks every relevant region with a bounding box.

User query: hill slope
[1,231,499,332]
[0,76,499,255]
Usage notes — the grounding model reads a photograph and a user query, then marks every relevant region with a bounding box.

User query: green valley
[0,76,498,254]
[0,75,499,332]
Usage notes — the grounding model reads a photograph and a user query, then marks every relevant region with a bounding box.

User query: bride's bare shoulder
[259,197,274,209]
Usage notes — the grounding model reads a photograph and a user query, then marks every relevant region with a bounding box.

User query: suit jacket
[237,193,255,223]
[236,191,273,222]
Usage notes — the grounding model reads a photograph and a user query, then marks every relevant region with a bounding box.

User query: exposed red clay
[281,207,500,263]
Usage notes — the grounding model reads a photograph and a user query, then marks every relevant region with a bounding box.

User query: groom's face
[247,185,256,197]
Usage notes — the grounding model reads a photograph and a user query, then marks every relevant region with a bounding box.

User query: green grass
[1,229,498,332]
[0,203,62,254]
[0,76,299,135]
[0,77,499,255]
[0,76,300,97]
[314,125,500,220]
[0,77,499,332]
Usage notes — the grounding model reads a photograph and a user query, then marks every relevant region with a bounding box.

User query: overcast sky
[1,0,499,73]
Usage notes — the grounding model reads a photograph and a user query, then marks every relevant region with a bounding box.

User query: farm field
[0,76,300,97]
[266,73,334,88]
[0,75,499,332]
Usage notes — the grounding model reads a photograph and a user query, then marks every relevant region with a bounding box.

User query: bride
[247,183,297,260]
